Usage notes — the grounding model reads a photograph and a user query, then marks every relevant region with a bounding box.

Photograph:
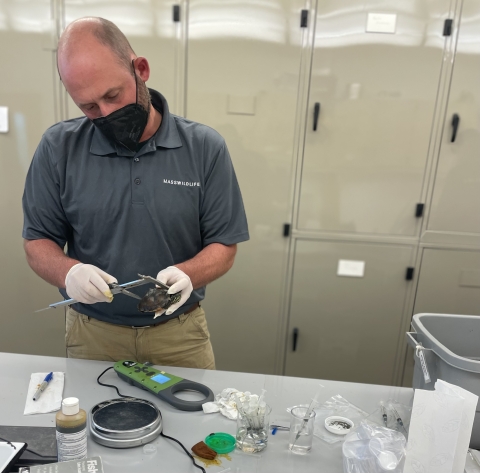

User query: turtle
[137,287,181,313]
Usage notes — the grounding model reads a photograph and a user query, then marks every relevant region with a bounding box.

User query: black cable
[96,366,131,398]
[160,432,206,473]
[0,436,52,458]
[97,367,206,473]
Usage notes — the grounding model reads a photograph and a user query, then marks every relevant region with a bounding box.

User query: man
[22,17,249,369]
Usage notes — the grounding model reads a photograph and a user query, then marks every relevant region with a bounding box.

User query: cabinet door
[187,0,307,374]
[427,0,480,235]
[297,0,450,236]
[64,0,185,119]
[285,240,414,385]
[0,0,65,355]
[414,248,480,315]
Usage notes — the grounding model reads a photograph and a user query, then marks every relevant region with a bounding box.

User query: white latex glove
[65,263,117,304]
[154,266,193,318]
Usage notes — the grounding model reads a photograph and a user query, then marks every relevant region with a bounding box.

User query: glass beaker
[289,406,316,454]
[235,404,272,453]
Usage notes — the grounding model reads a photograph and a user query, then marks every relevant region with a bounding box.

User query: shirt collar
[90,89,182,157]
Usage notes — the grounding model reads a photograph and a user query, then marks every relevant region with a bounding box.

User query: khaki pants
[65,306,215,369]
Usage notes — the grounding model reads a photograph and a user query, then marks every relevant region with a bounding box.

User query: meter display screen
[151,373,171,384]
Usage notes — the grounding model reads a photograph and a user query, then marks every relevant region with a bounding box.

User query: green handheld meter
[114,360,214,411]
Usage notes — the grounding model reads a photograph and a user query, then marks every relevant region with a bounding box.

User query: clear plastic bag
[314,395,369,444]
[342,420,406,473]
[366,399,411,436]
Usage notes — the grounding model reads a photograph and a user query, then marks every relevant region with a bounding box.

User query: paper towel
[24,372,65,415]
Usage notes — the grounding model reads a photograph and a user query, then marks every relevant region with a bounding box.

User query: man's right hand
[65,263,117,304]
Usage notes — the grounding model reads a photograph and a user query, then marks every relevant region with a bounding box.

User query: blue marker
[33,372,53,401]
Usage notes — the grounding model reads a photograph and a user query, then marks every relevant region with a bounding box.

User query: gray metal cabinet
[426,0,480,237]
[297,0,450,236]
[187,0,309,374]
[285,240,415,385]
[0,0,64,355]
[403,0,480,386]
[414,248,480,315]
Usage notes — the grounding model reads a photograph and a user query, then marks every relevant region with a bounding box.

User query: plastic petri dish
[204,432,236,454]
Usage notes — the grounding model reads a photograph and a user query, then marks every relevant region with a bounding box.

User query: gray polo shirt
[23,89,249,325]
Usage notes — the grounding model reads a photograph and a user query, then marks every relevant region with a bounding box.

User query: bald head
[56,17,152,121]
[58,17,135,73]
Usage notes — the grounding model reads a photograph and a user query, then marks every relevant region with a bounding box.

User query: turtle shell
[137,287,181,313]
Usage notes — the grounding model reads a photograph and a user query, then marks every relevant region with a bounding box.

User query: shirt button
[134,178,141,185]
[134,158,140,162]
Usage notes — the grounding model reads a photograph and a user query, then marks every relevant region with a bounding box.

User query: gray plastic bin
[406,313,480,449]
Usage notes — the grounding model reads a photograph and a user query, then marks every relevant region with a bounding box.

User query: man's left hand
[154,266,193,318]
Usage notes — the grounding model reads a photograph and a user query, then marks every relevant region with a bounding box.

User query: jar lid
[62,397,80,416]
[204,432,236,454]
[324,416,354,435]
[90,398,162,449]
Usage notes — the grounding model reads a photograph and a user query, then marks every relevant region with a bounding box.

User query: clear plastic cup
[289,406,316,454]
[235,404,272,453]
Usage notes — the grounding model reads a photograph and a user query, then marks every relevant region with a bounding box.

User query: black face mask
[92,61,149,152]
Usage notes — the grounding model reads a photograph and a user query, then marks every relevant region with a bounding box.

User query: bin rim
[411,313,480,374]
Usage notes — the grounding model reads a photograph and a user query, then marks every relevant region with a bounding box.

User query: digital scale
[113,360,214,411]
[89,361,215,448]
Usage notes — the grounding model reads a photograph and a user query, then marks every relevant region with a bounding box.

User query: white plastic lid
[325,415,354,435]
[62,397,80,415]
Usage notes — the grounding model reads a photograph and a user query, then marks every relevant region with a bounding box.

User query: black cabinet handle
[451,113,460,142]
[293,328,299,351]
[173,5,180,22]
[313,102,321,131]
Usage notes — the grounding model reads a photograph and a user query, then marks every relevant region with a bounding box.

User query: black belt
[130,302,199,328]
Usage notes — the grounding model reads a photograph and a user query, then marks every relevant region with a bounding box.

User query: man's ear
[135,57,150,82]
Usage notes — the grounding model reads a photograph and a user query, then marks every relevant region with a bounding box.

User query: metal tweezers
[36,274,170,312]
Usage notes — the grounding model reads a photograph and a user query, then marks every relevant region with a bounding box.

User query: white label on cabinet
[0,106,8,133]
[366,13,397,34]
[337,260,365,278]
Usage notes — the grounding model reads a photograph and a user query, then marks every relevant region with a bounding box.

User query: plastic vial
[56,397,87,462]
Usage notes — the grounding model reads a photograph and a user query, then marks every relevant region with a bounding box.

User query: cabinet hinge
[415,203,424,218]
[443,19,453,36]
[283,223,291,237]
[406,267,415,281]
[300,10,308,28]
[173,5,180,22]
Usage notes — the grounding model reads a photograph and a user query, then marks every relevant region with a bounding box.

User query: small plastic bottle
[56,397,87,462]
